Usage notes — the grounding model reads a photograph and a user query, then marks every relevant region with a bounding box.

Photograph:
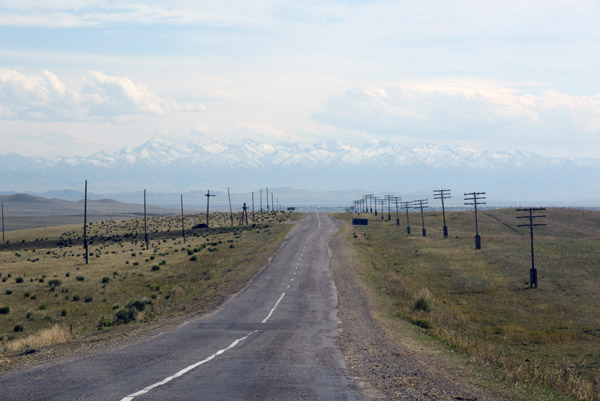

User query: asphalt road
[1,213,362,401]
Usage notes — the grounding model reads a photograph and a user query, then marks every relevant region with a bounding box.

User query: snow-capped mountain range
[1,139,599,204]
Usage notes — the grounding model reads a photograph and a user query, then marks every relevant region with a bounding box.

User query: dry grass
[337,208,600,400]
[0,211,294,354]
[6,324,72,352]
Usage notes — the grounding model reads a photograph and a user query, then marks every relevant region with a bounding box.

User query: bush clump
[0,305,10,314]
[48,279,62,291]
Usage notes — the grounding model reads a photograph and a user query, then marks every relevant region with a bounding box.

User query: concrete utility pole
[205,190,215,233]
[180,194,185,243]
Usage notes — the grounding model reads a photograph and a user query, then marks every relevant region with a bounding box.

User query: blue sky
[0,0,599,157]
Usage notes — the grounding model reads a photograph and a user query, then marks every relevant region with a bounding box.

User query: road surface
[1,213,361,400]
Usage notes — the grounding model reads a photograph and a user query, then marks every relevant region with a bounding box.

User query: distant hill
[0,193,175,216]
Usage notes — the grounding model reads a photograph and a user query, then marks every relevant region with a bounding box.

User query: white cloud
[314,82,600,141]
[0,69,204,121]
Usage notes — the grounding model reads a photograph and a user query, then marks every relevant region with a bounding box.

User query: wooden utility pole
[260,189,263,214]
[239,202,249,225]
[517,207,546,288]
[464,192,486,249]
[271,192,274,213]
[434,189,451,239]
[205,190,215,233]
[252,191,255,221]
[1,201,5,244]
[227,187,233,226]
[266,187,269,212]
[180,194,185,243]
[83,180,89,265]
[413,199,429,237]
[400,201,413,234]
[144,189,149,250]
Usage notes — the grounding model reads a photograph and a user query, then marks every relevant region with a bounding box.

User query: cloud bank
[314,83,600,141]
[0,69,203,121]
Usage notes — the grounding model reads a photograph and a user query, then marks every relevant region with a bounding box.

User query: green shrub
[5,289,12,295]
[151,265,160,271]
[48,279,62,291]
[75,275,84,281]
[84,295,93,302]
[0,306,10,314]
[114,308,137,325]
[190,255,198,261]
[72,295,80,302]
[127,300,146,312]
[101,276,111,284]
[15,277,24,283]
[413,296,431,313]
[14,324,24,332]
[61,309,68,317]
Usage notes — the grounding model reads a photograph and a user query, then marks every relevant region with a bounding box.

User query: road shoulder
[329,217,509,400]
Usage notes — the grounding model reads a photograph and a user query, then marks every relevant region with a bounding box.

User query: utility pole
[144,189,149,250]
[464,192,486,250]
[1,201,4,244]
[227,188,233,226]
[413,199,429,237]
[83,180,88,265]
[433,189,451,239]
[266,187,269,212]
[400,201,413,234]
[517,207,547,288]
[392,196,402,225]
[240,203,249,225]
[271,192,274,213]
[180,194,185,243]
[385,195,393,221]
[373,196,378,217]
[366,194,374,213]
[205,190,215,233]
[260,189,263,214]
[252,191,255,221]
[378,198,386,220]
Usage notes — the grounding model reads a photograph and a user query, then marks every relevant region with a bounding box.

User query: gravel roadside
[329,217,509,401]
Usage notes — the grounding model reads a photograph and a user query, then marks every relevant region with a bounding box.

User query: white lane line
[262,292,285,324]
[120,330,257,401]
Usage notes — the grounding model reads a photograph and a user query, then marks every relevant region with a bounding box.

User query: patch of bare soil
[329,219,512,400]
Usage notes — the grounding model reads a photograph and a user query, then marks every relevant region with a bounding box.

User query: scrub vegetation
[0,211,295,356]
[338,208,600,400]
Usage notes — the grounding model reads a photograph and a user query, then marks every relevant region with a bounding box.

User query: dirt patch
[329,218,511,400]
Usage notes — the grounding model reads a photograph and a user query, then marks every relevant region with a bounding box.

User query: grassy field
[337,208,600,400]
[0,210,296,357]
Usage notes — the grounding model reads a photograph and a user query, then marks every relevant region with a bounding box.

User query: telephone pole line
[144,189,149,250]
